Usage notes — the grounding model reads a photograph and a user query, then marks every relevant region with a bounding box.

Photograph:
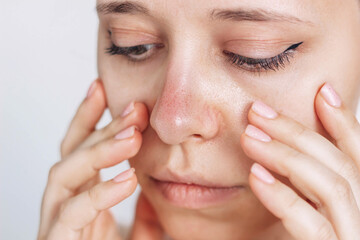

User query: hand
[240,83,360,240]
[37,79,163,240]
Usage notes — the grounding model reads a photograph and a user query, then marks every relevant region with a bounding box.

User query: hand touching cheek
[240,83,360,240]
[38,79,163,240]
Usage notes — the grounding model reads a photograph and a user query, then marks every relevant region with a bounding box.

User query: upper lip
[150,169,243,189]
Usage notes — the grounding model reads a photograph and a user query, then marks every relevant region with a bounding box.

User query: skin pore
[96,0,360,239]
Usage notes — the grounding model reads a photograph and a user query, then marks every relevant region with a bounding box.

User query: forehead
[96,0,342,23]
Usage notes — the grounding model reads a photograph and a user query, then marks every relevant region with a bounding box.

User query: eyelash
[105,37,303,72]
[223,42,303,72]
[105,43,163,62]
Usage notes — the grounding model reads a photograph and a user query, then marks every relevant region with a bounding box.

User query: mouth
[149,171,245,209]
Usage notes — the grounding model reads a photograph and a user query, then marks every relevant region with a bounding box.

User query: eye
[224,42,303,73]
[105,43,163,62]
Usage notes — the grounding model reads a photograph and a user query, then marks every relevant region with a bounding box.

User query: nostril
[193,134,201,138]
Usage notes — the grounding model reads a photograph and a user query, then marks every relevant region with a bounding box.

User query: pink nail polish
[121,101,135,117]
[113,168,135,183]
[320,83,342,108]
[251,163,275,184]
[252,101,278,119]
[245,125,272,142]
[114,126,135,140]
[86,80,97,99]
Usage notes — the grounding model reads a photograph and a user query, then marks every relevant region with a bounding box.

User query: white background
[1,1,138,239]
[1,1,359,239]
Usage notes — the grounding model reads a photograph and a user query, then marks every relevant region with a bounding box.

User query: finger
[47,169,137,240]
[130,193,164,240]
[241,126,360,239]
[78,102,149,150]
[315,82,360,169]
[51,127,142,193]
[60,78,107,158]
[249,163,339,240]
[41,127,141,231]
[247,100,360,207]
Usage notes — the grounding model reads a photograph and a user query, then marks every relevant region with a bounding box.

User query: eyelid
[108,29,161,47]
[225,40,299,59]
[224,42,303,72]
[236,41,302,60]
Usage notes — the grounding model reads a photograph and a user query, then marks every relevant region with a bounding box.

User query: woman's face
[97,0,360,239]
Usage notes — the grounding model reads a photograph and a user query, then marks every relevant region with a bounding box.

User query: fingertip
[314,83,358,142]
[86,79,98,99]
[87,78,107,109]
[315,92,328,119]
[319,83,342,108]
[239,132,247,146]
[99,175,138,210]
[240,132,253,155]
[113,174,138,200]
[122,130,143,155]
[113,102,149,134]
[248,172,268,198]
[314,87,340,131]
[80,79,107,129]
[125,130,144,160]
[113,168,135,182]
[111,170,138,192]
[240,131,266,160]
[248,171,281,217]
[112,126,143,147]
[131,102,150,132]
[315,88,334,112]
[315,83,345,119]
[247,108,257,123]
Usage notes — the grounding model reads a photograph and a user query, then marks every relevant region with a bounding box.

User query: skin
[38,0,360,239]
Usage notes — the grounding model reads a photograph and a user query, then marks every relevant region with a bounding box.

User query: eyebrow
[210,8,313,25]
[96,1,149,15]
[96,1,313,26]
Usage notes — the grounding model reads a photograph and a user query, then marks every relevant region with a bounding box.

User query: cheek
[101,79,135,117]
[98,64,157,117]
[98,59,165,117]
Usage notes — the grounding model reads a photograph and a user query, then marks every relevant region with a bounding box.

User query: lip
[150,170,245,209]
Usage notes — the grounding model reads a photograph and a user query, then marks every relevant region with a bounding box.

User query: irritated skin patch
[150,80,222,143]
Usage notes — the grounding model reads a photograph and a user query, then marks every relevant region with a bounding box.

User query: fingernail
[121,101,135,118]
[113,168,135,183]
[252,101,278,119]
[320,83,342,108]
[114,126,135,140]
[86,80,97,99]
[245,125,272,142]
[251,163,275,184]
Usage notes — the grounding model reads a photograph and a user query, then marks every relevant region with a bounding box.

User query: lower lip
[152,178,245,209]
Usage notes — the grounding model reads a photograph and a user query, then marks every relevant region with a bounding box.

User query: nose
[150,53,221,145]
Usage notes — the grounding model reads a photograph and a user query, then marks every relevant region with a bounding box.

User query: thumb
[129,192,164,240]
